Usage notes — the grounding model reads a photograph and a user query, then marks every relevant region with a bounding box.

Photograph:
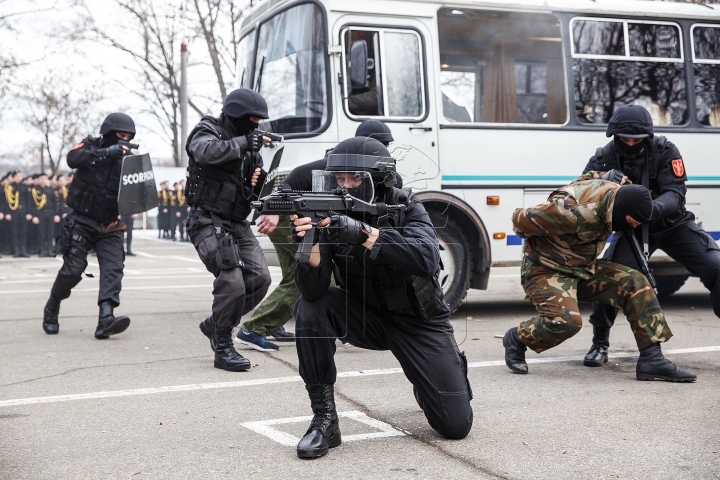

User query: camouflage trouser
[241,217,299,337]
[518,259,672,353]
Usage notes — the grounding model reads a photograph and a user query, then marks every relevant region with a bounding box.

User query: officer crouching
[291,138,473,459]
[43,113,136,339]
[185,88,272,372]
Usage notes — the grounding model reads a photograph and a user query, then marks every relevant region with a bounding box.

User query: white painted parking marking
[240,410,405,446]
[0,345,717,408]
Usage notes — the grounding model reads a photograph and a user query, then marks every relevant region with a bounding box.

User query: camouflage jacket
[512,172,621,279]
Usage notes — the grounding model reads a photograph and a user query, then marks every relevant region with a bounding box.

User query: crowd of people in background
[0,170,73,258]
[156,179,190,242]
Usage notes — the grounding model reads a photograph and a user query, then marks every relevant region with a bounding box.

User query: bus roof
[242,0,720,30]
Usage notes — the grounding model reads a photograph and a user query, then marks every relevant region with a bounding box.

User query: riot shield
[117,153,159,216]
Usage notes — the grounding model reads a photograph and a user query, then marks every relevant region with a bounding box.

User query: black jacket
[185,116,265,221]
[66,136,123,223]
[583,137,687,232]
[295,193,446,319]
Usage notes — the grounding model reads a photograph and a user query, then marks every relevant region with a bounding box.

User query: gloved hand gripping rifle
[251,184,404,263]
[601,169,658,294]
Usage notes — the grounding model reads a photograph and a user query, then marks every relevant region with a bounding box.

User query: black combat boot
[43,295,61,334]
[503,327,528,374]
[583,325,610,367]
[297,384,341,459]
[213,327,250,371]
[636,343,696,382]
[95,302,131,339]
[199,316,216,351]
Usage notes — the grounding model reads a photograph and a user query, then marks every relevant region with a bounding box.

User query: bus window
[437,8,567,125]
[253,3,328,135]
[692,24,720,127]
[342,28,425,120]
[571,18,686,126]
[236,30,255,89]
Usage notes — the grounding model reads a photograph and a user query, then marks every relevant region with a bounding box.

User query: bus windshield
[252,3,328,135]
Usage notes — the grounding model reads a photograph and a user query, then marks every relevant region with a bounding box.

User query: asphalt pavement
[1,230,718,479]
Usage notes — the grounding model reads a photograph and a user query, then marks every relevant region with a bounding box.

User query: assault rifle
[252,184,404,262]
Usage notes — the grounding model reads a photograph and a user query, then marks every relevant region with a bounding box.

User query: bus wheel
[655,275,689,297]
[429,212,472,313]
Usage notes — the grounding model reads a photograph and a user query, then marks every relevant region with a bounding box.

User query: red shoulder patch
[671,159,684,177]
[71,142,84,151]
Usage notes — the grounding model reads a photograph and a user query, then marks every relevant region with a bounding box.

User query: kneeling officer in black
[291,137,473,459]
[43,113,136,339]
[185,88,273,372]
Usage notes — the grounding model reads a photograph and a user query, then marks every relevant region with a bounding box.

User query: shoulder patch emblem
[671,159,684,177]
[71,142,84,151]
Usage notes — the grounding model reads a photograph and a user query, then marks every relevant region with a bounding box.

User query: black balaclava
[219,113,258,137]
[612,185,653,231]
[101,132,120,147]
[614,137,647,164]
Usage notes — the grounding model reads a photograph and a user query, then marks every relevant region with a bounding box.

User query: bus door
[336,23,439,190]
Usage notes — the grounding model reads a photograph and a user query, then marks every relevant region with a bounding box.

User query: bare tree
[72,0,207,166]
[20,74,103,174]
[189,0,256,102]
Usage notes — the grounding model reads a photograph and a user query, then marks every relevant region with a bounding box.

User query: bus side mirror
[349,40,368,89]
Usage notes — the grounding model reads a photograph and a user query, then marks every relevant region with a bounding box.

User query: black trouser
[37,213,55,256]
[295,288,473,440]
[590,213,720,328]
[0,218,10,254]
[121,215,134,251]
[9,213,28,256]
[185,210,272,330]
[50,214,126,307]
[170,207,182,238]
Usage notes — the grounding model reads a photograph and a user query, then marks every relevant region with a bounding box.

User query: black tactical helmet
[100,113,136,137]
[355,120,394,144]
[327,137,395,174]
[221,88,269,119]
[606,105,654,139]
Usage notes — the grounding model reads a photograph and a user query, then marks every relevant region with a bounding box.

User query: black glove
[98,144,124,161]
[326,215,370,245]
[246,133,264,153]
[290,218,320,245]
[601,169,624,185]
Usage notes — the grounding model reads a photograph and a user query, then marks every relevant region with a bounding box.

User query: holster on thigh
[215,232,245,270]
[55,217,77,256]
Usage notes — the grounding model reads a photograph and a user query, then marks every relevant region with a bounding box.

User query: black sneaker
[269,326,295,342]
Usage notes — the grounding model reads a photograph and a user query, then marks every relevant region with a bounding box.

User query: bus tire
[655,275,689,297]
[428,211,472,314]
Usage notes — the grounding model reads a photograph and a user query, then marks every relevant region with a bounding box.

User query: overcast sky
[0,0,232,173]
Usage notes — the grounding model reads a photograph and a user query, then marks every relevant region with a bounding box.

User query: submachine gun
[252,184,405,263]
[602,169,658,295]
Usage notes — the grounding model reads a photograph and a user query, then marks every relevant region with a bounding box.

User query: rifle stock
[625,230,658,294]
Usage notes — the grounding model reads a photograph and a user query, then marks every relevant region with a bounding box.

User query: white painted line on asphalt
[1,345,718,408]
[240,410,405,447]
[0,284,211,295]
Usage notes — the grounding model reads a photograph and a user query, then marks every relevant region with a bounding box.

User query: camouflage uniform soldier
[503,173,696,382]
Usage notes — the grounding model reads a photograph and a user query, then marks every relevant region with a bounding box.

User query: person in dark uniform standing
[290,137,473,459]
[55,174,70,240]
[42,112,137,339]
[120,214,137,256]
[30,173,59,257]
[0,172,10,256]
[172,181,187,242]
[4,170,30,258]
[167,183,178,240]
[582,105,720,367]
[157,181,171,239]
[185,88,273,372]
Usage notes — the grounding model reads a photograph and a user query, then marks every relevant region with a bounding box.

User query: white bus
[238,0,720,312]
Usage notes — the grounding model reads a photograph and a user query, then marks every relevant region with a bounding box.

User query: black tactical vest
[185,119,254,222]
[66,137,122,223]
[332,188,448,321]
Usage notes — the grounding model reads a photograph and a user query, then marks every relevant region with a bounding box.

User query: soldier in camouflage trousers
[503,172,696,382]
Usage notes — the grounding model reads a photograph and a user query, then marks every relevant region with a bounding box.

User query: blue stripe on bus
[506,235,523,245]
[709,232,720,241]
[441,175,720,182]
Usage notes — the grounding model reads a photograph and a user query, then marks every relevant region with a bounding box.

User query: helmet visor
[312,170,375,203]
